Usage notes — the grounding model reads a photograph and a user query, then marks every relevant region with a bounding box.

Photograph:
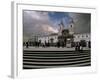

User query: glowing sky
[23,10,91,38]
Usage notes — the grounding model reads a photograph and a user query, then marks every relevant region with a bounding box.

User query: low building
[28,19,91,48]
[38,33,58,43]
[37,19,91,47]
[37,32,90,47]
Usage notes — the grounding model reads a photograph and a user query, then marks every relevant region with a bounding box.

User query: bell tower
[58,21,64,36]
[68,19,74,35]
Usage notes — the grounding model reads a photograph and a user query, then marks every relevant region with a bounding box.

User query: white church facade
[37,33,90,47]
[25,19,91,48]
[37,19,90,48]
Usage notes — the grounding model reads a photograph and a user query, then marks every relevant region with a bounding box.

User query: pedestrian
[78,42,80,51]
[75,42,78,51]
[80,45,83,52]
[26,42,29,48]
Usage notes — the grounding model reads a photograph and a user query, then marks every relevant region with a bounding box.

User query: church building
[36,19,90,48]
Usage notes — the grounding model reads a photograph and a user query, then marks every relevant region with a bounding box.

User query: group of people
[75,42,83,52]
[23,41,40,48]
[23,41,90,52]
[23,41,62,48]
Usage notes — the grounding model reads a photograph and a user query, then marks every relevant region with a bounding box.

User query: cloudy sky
[23,10,91,39]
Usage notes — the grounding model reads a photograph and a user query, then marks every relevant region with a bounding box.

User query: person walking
[26,42,29,48]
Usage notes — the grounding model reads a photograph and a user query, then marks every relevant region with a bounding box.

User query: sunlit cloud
[42,25,58,33]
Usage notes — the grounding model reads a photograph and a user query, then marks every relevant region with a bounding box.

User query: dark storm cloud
[68,13,91,34]
[23,10,91,40]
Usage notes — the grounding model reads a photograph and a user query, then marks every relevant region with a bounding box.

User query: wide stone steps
[23,50,91,69]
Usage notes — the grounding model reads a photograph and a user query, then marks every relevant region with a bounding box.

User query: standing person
[45,40,47,47]
[78,42,80,51]
[75,42,78,51]
[80,42,83,52]
[26,42,29,48]
[23,42,25,47]
[80,45,83,52]
[57,41,60,48]
[88,41,91,48]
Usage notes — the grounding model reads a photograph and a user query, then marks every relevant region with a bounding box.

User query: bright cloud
[23,10,58,37]
[42,24,58,33]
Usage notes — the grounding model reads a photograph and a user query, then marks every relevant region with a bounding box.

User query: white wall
[74,33,90,42]
[38,35,58,43]
[0,0,100,80]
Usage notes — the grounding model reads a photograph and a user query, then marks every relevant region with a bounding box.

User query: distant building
[74,33,90,42]
[37,19,90,47]
[37,33,90,47]
[38,33,58,43]
[29,19,91,48]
